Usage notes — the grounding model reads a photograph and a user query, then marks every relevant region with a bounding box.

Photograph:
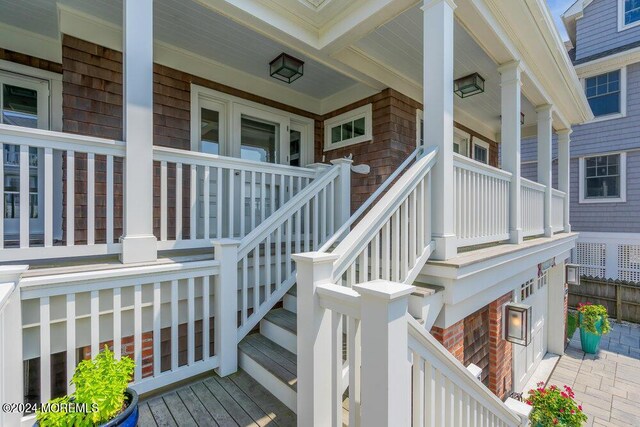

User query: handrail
[407,315,522,425]
[319,145,425,252]
[521,177,546,192]
[153,145,317,178]
[453,152,512,181]
[237,164,340,259]
[330,146,438,282]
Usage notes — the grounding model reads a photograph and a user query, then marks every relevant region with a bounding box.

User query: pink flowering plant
[526,382,587,426]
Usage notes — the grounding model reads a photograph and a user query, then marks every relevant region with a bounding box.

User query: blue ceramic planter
[579,314,603,354]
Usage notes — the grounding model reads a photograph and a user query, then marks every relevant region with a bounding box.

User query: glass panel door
[288,126,302,167]
[0,72,49,240]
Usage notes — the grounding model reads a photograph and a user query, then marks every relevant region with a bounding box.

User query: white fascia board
[0,22,61,63]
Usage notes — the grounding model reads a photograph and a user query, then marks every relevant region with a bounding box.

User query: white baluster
[44,148,53,247]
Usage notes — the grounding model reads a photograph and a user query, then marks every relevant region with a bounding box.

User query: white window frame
[619,0,640,31]
[453,128,470,157]
[190,84,314,165]
[582,66,627,123]
[324,104,372,152]
[472,137,490,164]
[578,151,627,204]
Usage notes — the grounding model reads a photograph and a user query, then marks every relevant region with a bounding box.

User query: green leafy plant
[527,382,587,426]
[577,302,611,335]
[36,346,135,426]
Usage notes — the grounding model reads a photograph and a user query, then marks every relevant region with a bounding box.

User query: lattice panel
[575,242,606,278]
[618,244,640,282]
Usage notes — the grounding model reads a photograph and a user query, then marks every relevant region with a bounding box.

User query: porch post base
[564,224,571,233]
[509,229,523,245]
[431,234,457,261]
[120,235,158,264]
[544,226,553,237]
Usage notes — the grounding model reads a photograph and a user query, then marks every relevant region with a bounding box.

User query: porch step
[260,308,297,354]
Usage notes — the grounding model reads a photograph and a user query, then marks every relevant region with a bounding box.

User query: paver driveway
[546,322,640,426]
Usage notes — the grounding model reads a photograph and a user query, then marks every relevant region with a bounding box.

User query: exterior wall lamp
[269,53,304,83]
[453,72,485,98]
[566,264,581,286]
[504,303,532,346]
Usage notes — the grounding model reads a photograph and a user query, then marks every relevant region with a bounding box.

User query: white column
[292,252,339,426]
[537,105,553,237]
[330,158,353,229]
[353,280,414,427]
[423,0,457,260]
[120,0,157,264]
[213,240,240,376]
[498,61,523,244]
[0,266,28,427]
[557,129,571,232]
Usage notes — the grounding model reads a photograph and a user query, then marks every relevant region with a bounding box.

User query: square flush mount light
[566,264,581,286]
[504,303,531,346]
[270,53,304,84]
[454,72,485,98]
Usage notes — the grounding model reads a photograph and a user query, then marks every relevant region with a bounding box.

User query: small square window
[582,154,625,201]
[324,104,372,151]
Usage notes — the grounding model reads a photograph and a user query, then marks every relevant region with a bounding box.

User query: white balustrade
[453,154,511,247]
[330,146,437,287]
[154,147,317,250]
[551,189,565,233]
[0,125,125,261]
[520,178,545,237]
[18,257,232,405]
[236,164,341,339]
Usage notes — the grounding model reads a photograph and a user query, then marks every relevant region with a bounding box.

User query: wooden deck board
[138,369,295,427]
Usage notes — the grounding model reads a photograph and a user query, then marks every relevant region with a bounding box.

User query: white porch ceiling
[353,5,537,134]
[0,0,358,100]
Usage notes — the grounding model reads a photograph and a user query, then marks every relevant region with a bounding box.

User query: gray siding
[575,0,640,61]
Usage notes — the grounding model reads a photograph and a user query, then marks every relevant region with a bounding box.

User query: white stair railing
[329,146,438,287]
[521,178,545,237]
[235,161,349,341]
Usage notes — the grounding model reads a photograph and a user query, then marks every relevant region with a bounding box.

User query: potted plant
[36,346,138,427]
[526,383,587,426]
[577,302,611,354]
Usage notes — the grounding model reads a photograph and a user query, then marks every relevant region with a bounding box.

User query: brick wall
[488,292,513,399]
[431,319,465,363]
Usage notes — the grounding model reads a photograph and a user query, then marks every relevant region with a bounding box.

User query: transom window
[324,104,372,151]
[585,70,621,117]
[585,154,620,199]
[624,0,640,26]
[520,279,535,302]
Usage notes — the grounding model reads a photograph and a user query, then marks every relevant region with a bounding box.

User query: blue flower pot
[579,314,603,354]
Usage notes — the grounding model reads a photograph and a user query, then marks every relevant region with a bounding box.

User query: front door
[0,72,49,241]
[513,273,549,391]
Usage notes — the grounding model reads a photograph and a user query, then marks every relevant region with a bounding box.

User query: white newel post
[499,61,523,244]
[557,129,571,232]
[214,240,240,376]
[353,280,414,427]
[0,266,28,427]
[292,252,339,426]
[330,158,353,230]
[120,0,157,264]
[423,0,456,260]
[537,105,553,237]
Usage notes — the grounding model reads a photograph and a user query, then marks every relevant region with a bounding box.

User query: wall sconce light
[269,53,304,84]
[504,303,531,346]
[454,73,485,98]
[566,264,581,286]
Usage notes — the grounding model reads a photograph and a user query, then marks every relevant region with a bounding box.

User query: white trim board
[0,22,61,64]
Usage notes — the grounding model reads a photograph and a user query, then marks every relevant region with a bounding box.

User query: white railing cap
[453,153,512,180]
[353,280,415,300]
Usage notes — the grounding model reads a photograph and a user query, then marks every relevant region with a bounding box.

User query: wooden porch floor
[138,370,296,427]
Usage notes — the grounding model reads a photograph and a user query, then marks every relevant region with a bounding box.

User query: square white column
[423,0,457,260]
[120,0,157,263]
[557,129,571,232]
[537,105,553,237]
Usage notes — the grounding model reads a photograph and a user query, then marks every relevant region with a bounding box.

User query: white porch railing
[453,154,511,247]
[551,189,565,232]
[153,146,318,250]
[0,125,125,262]
[520,178,545,237]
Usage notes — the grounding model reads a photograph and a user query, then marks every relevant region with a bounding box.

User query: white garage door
[513,273,549,392]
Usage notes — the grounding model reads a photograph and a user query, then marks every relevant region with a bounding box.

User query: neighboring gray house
[522,0,640,281]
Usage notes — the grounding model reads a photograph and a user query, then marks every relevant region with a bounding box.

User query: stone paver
[546,322,640,426]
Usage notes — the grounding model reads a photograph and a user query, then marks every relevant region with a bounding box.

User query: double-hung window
[585,70,622,118]
[580,153,626,203]
[622,0,640,28]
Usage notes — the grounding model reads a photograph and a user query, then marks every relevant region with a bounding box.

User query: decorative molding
[0,22,61,63]
[575,45,640,77]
